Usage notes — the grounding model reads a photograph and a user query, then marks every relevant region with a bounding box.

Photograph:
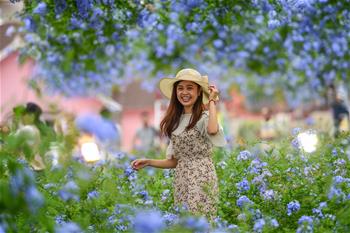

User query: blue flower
[57,35,69,44]
[162,212,179,225]
[23,17,36,32]
[133,210,165,233]
[213,39,224,49]
[0,223,6,233]
[55,222,83,233]
[10,168,35,195]
[92,7,104,18]
[105,45,115,56]
[251,209,263,221]
[333,175,345,184]
[268,19,281,30]
[76,0,91,19]
[124,166,135,177]
[237,150,252,161]
[58,181,80,202]
[161,189,170,201]
[184,216,210,232]
[217,161,227,169]
[319,202,327,209]
[54,0,67,15]
[186,0,204,8]
[262,189,275,200]
[87,190,99,200]
[298,216,313,225]
[55,215,65,225]
[328,186,345,200]
[334,159,346,166]
[5,25,16,37]
[70,16,84,29]
[236,195,253,209]
[44,183,56,189]
[248,159,267,174]
[24,34,36,43]
[75,114,119,142]
[186,22,199,32]
[47,51,61,63]
[287,200,301,216]
[163,169,171,178]
[270,218,279,227]
[25,186,44,213]
[291,138,300,149]
[332,148,338,156]
[237,213,246,221]
[139,190,149,200]
[297,216,314,233]
[305,116,314,125]
[107,215,117,225]
[33,2,47,16]
[254,218,265,232]
[312,207,324,218]
[236,178,250,192]
[115,224,128,231]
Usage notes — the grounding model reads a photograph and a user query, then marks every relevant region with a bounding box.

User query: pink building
[0,1,158,152]
[0,51,160,152]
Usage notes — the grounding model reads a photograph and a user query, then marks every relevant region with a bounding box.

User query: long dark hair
[160,81,204,138]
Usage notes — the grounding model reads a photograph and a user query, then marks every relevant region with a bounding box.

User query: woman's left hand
[208,84,219,101]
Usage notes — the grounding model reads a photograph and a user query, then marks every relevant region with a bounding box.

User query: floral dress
[166,111,226,219]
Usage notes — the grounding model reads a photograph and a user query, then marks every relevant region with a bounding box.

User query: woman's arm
[149,158,178,168]
[131,157,178,170]
[207,84,219,135]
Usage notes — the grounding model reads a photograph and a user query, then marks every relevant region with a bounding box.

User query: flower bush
[1,123,350,232]
[8,0,350,105]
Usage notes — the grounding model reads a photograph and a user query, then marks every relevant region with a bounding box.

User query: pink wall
[0,52,153,153]
[0,52,102,122]
[1,52,35,121]
[121,108,154,152]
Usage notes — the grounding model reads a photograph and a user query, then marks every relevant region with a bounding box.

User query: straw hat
[158,68,217,104]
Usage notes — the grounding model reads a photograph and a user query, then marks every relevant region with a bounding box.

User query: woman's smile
[176,81,200,109]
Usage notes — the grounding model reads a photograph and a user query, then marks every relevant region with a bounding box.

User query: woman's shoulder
[196,111,209,127]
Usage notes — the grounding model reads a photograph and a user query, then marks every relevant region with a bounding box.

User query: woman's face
[176,81,201,108]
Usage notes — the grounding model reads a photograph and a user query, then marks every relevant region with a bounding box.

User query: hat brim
[158,77,211,104]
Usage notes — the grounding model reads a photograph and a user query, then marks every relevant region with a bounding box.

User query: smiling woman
[131,68,226,221]
[176,81,201,112]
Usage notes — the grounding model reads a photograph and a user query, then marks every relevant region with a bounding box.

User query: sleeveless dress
[166,111,226,219]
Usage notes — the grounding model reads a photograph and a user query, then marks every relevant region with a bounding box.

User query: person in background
[12,102,56,170]
[331,93,349,136]
[16,102,55,137]
[132,111,159,155]
[259,107,276,140]
[54,111,79,153]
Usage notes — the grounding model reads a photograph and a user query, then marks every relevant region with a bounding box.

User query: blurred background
[1,1,350,232]
[1,0,349,155]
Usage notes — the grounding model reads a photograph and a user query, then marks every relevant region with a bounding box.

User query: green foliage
[15,0,350,97]
[1,123,350,232]
[236,120,261,144]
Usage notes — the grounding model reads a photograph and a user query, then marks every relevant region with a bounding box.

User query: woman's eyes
[177,87,193,91]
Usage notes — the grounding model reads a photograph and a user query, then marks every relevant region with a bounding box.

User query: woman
[131,68,226,219]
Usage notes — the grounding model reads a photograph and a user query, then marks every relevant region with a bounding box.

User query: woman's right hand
[131,159,149,171]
